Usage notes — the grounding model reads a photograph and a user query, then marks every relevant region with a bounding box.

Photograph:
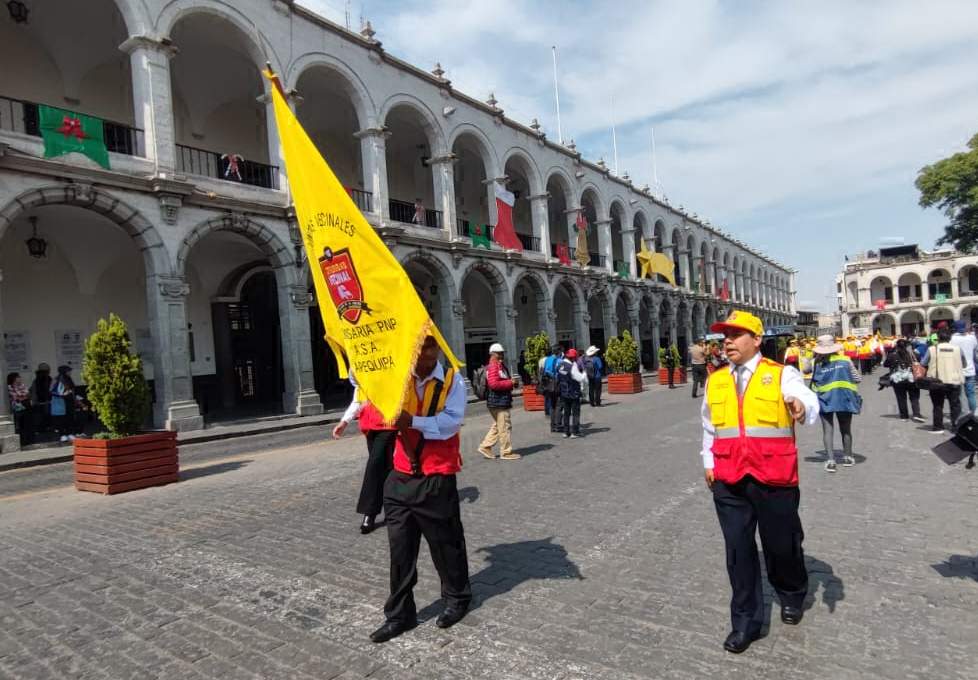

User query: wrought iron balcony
[389,198,442,228]
[346,187,373,213]
[0,94,144,157]
[176,144,279,189]
[516,233,541,252]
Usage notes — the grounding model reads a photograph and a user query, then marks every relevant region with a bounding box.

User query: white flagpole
[552,46,563,144]
[612,95,619,175]
[650,127,660,195]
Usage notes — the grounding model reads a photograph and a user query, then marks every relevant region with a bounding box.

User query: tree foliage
[523,331,551,384]
[606,331,640,374]
[916,132,978,251]
[81,314,150,436]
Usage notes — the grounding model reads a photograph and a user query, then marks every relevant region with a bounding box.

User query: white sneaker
[67,434,76,442]
[841,456,855,467]
[59,435,69,442]
[912,416,926,423]
[824,460,837,473]
[929,428,945,434]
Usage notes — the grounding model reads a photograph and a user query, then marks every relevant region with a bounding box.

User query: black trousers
[549,392,562,431]
[383,472,471,624]
[667,366,675,388]
[892,382,921,419]
[713,476,808,636]
[559,397,581,435]
[860,358,873,375]
[588,378,603,406]
[930,384,962,430]
[13,407,33,446]
[691,365,708,398]
[357,430,395,516]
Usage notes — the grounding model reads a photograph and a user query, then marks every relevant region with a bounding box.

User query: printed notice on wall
[54,329,85,370]
[3,331,31,372]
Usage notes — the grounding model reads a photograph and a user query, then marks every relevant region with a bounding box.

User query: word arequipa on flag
[264,69,461,423]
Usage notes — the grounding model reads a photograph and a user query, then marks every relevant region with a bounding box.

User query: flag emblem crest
[319,247,372,324]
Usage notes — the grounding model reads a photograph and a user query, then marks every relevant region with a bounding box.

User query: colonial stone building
[0,0,796,452]
[838,244,978,336]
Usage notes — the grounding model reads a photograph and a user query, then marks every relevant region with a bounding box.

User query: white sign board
[850,327,871,337]
[3,331,31,372]
[54,329,85,370]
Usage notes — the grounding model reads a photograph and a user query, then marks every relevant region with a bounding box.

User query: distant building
[796,310,819,335]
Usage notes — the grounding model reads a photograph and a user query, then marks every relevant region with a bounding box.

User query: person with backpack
[584,346,604,407]
[920,326,966,433]
[540,345,563,431]
[557,348,588,438]
[882,338,925,423]
[50,365,80,442]
[478,343,520,460]
[810,335,862,473]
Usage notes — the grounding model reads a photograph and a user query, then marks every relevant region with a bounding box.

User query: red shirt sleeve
[487,361,514,391]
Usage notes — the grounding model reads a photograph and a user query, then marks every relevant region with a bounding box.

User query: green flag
[39,105,110,169]
[616,261,630,278]
[471,224,491,249]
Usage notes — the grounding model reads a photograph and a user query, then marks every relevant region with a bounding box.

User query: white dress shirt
[700,353,820,470]
[410,361,467,440]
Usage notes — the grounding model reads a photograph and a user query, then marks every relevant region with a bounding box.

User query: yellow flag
[264,70,461,423]
[636,238,677,286]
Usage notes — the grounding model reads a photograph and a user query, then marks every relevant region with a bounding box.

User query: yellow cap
[710,309,764,337]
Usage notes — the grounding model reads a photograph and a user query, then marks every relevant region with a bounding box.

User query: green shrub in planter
[81,314,151,437]
[606,331,640,374]
[524,331,551,384]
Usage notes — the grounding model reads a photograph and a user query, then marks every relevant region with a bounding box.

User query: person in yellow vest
[783,339,800,368]
[856,336,874,375]
[701,310,819,654]
[799,340,815,385]
[370,336,472,643]
[843,336,857,361]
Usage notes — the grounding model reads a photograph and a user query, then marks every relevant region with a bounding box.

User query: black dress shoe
[360,515,376,534]
[369,619,417,643]
[435,605,469,629]
[723,630,758,654]
[781,605,803,625]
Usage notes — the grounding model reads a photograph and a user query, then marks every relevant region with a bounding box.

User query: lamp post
[25,216,47,259]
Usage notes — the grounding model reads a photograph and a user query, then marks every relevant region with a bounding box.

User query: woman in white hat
[584,346,604,407]
[810,335,862,472]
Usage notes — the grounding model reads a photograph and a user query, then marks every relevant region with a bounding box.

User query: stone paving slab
[0,375,976,678]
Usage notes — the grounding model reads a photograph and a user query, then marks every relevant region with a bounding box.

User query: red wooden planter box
[523,389,547,411]
[73,431,179,495]
[656,368,688,384]
[607,373,643,394]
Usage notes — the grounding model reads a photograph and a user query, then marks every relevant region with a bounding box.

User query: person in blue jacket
[584,346,604,407]
[810,334,862,473]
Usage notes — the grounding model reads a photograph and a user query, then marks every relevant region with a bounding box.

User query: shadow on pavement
[803,451,867,465]
[931,554,978,581]
[804,555,845,613]
[517,443,554,458]
[180,460,251,481]
[419,536,582,620]
[458,486,480,504]
[579,426,610,435]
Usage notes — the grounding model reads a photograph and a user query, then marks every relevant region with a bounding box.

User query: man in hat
[557,348,588,438]
[370,336,472,643]
[689,338,709,399]
[478,342,520,460]
[584,346,604,407]
[700,310,820,654]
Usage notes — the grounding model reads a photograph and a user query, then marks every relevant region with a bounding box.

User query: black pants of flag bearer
[383,472,471,623]
[357,430,395,517]
[712,476,808,636]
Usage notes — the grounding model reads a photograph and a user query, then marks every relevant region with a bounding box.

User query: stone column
[279,285,324,416]
[530,193,551,257]
[678,249,691,291]
[502,305,519,375]
[0,268,19,452]
[450,298,468,368]
[429,154,458,237]
[121,35,178,172]
[545,309,558,345]
[667,310,678,348]
[355,127,391,221]
[578,311,591,350]
[628,310,642,361]
[663,244,676,284]
[621,227,638,278]
[146,275,203,431]
[596,219,613,273]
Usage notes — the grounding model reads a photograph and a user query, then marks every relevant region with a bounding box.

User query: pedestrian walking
[557,348,587,438]
[50,365,80,442]
[700,310,819,654]
[882,338,925,423]
[584,346,604,406]
[921,326,966,433]
[949,320,977,413]
[664,346,677,389]
[689,338,708,399]
[540,345,563,431]
[333,372,397,534]
[370,336,471,643]
[810,335,862,473]
[478,343,520,460]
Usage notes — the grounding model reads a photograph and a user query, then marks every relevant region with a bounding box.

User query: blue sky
[305,0,978,311]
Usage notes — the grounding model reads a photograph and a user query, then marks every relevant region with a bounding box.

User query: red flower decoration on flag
[875,299,886,311]
[57,115,85,140]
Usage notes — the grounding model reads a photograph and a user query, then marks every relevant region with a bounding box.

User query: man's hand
[704,468,715,489]
[331,421,348,439]
[395,410,413,432]
[785,397,806,423]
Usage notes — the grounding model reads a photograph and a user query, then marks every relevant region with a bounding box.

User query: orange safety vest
[706,358,799,486]
[393,367,462,476]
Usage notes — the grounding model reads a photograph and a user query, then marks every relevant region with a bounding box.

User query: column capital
[427,153,458,165]
[155,276,190,299]
[353,126,391,140]
[528,193,551,202]
[594,219,612,227]
[119,35,178,58]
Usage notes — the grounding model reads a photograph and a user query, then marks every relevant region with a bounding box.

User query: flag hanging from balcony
[574,212,591,268]
[874,299,887,311]
[556,242,572,266]
[39,105,110,169]
[616,261,630,278]
[720,278,730,301]
[492,184,523,251]
[471,224,491,249]
[264,68,460,423]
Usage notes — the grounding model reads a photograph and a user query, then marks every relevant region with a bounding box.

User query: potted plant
[657,346,671,384]
[73,314,178,495]
[522,331,551,411]
[670,344,687,384]
[606,330,643,394]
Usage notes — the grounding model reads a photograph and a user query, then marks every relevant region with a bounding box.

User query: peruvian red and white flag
[493,184,523,251]
[720,278,730,301]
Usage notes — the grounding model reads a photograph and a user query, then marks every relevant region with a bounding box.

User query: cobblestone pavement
[1,378,976,679]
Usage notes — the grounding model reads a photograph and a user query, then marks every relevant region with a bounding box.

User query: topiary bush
[524,331,551,384]
[606,330,640,374]
[81,314,150,437]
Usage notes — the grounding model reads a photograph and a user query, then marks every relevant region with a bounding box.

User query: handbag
[911,363,926,381]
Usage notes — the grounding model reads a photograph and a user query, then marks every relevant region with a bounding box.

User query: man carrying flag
[263,67,471,642]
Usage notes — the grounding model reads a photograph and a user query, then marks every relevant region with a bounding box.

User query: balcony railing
[176,143,279,189]
[0,94,144,157]
[346,187,373,214]
[517,233,541,252]
[389,198,442,229]
[547,243,605,267]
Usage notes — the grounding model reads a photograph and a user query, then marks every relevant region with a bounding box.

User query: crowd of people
[6,363,87,446]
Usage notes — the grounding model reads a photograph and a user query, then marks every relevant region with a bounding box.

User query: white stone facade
[838,248,978,336]
[0,0,795,452]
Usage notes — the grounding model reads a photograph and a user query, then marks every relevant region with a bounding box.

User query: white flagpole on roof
[552,46,563,145]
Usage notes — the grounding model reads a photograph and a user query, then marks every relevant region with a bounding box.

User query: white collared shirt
[699,353,820,469]
[410,361,467,441]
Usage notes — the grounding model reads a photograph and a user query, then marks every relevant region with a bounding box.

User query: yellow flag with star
[264,69,461,423]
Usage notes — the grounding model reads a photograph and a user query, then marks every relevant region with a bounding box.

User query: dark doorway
[465,341,493,381]
[309,305,353,409]
[589,327,606,351]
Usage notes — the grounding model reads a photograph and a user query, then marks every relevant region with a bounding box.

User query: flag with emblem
[556,242,572,266]
[471,224,491,249]
[264,68,460,423]
[492,184,523,251]
[616,261,630,278]
[39,105,110,169]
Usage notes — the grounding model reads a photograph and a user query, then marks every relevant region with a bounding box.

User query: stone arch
[175,215,293,280]
[379,94,447,154]
[290,54,377,128]
[400,249,460,355]
[448,123,501,179]
[0,184,168,275]
[554,276,586,347]
[513,269,551,348]
[501,147,544,196]
[579,184,605,220]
